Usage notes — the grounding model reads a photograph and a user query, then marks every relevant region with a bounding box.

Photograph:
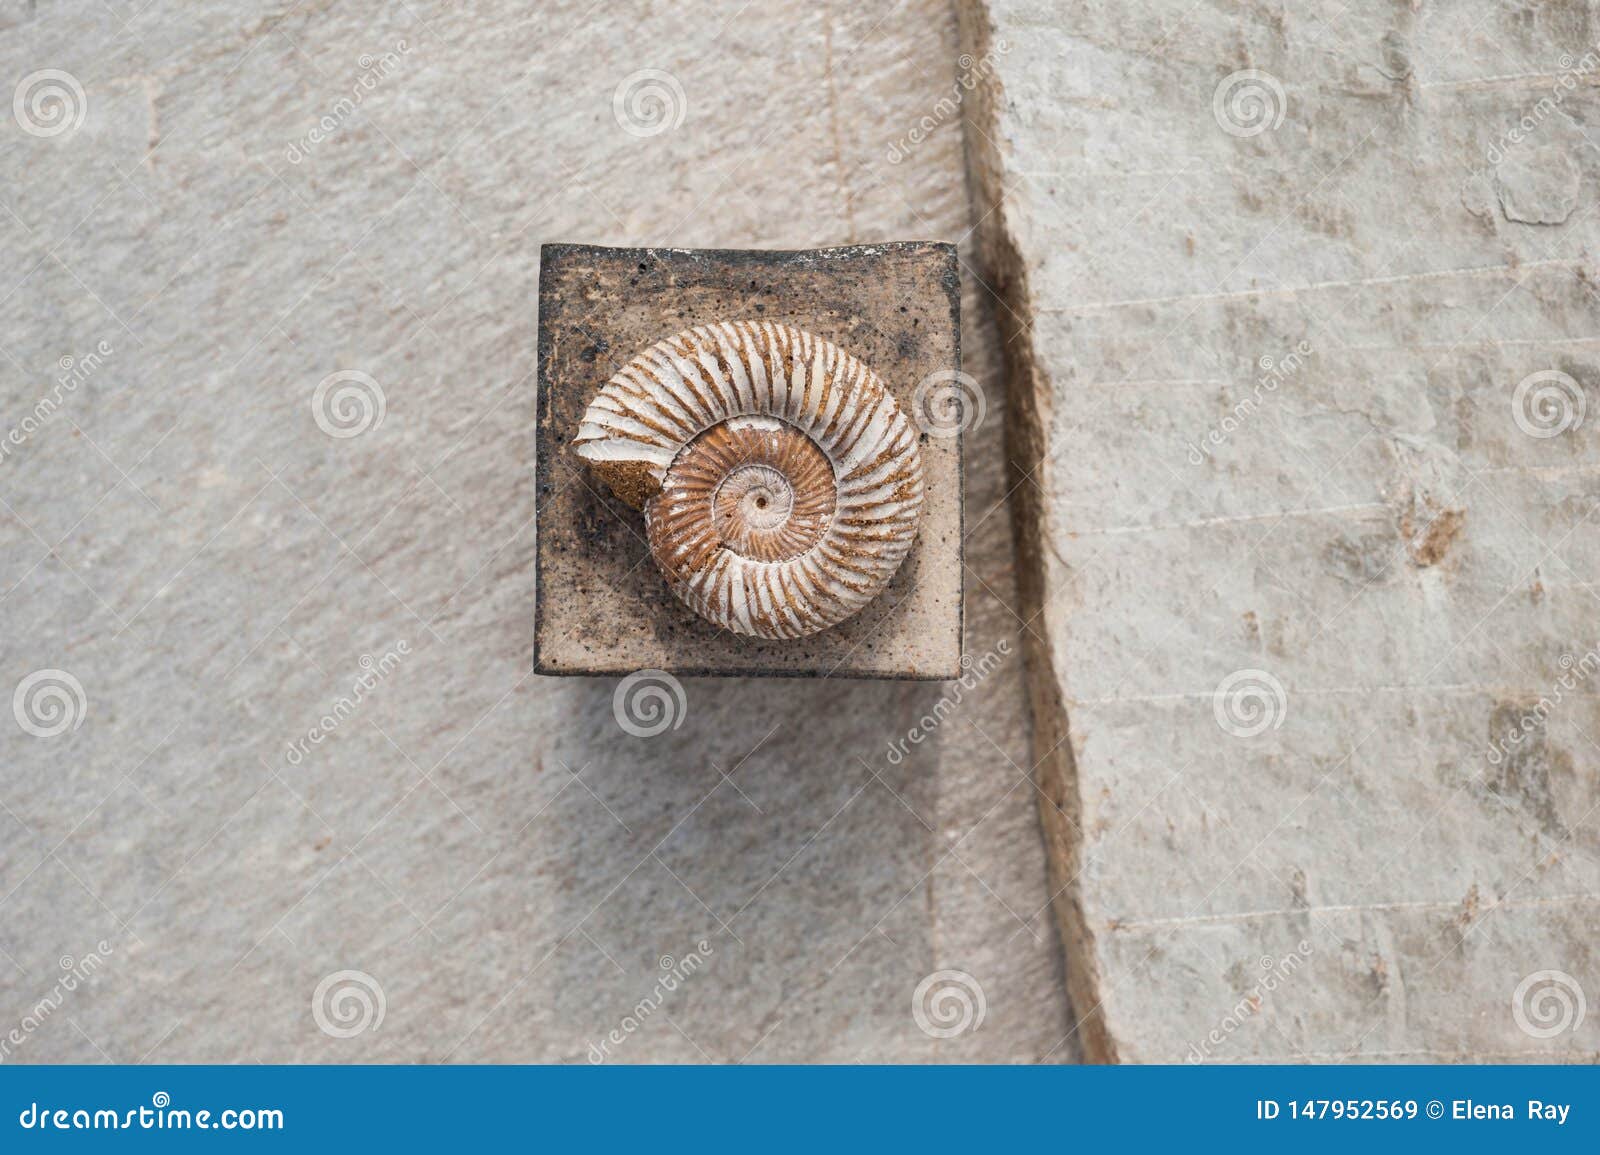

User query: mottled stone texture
[536,243,962,678]
[961,0,1600,1061]
[0,2,1067,1061]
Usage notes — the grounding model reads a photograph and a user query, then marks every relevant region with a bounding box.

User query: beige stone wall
[961,0,1600,1062]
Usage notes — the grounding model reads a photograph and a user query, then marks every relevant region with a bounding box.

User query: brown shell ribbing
[572,321,925,639]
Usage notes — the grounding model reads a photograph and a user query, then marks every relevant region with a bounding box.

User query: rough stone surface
[535,242,963,679]
[0,1,1067,1061]
[961,0,1600,1061]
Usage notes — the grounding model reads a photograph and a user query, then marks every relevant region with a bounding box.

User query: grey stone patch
[1461,173,1498,224]
[1485,702,1574,841]
[0,1,35,31]
[1320,529,1399,587]
[1495,148,1582,225]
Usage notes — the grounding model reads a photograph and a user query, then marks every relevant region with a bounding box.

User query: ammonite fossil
[571,321,925,639]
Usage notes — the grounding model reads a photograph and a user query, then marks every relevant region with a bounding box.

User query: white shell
[572,321,925,639]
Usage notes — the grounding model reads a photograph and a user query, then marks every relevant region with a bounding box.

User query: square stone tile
[534,242,962,679]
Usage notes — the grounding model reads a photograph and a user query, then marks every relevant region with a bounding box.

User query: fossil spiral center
[650,416,837,569]
[715,464,793,539]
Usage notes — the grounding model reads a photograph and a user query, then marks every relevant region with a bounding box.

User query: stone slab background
[961,0,1600,1061]
[0,1,1070,1062]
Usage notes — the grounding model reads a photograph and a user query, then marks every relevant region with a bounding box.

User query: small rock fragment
[1494,148,1581,225]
